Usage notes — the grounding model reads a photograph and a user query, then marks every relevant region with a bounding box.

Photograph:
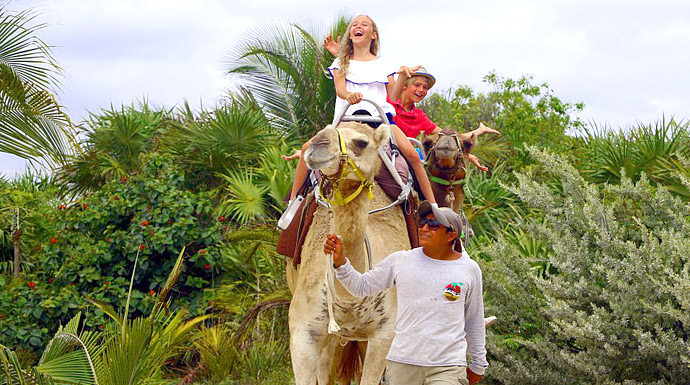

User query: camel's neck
[330,180,371,273]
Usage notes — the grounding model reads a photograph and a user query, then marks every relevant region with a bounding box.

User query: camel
[422,123,498,213]
[286,121,410,385]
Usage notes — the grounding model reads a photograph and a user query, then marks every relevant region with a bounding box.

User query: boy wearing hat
[325,201,488,385]
[387,67,499,171]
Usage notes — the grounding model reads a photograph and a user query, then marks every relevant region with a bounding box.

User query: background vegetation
[1,6,688,385]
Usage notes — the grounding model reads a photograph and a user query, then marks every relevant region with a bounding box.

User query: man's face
[402,77,430,104]
[418,214,452,247]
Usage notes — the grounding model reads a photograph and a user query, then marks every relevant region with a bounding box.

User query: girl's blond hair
[337,15,379,75]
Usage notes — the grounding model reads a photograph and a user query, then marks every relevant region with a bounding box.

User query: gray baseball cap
[418,201,462,236]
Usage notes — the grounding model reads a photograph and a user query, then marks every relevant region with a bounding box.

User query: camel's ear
[461,132,476,153]
[374,124,391,146]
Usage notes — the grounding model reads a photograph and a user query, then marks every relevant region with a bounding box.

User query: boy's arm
[387,65,421,101]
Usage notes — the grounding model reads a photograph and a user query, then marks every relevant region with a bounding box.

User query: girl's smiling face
[349,15,377,45]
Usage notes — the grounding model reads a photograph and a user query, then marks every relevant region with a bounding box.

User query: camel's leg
[316,335,338,385]
[289,327,320,385]
[359,332,395,385]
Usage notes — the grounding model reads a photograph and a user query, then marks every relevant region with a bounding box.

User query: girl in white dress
[288,14,437,204]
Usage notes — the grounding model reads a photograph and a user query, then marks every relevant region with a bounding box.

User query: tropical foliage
[2,4,690,385]
[0,6,76,170]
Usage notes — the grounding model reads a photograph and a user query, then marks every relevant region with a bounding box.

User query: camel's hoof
[484,316,497,328]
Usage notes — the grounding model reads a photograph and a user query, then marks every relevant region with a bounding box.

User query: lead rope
[325,209,341,334]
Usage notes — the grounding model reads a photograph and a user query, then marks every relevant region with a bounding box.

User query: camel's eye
[354,139,368,149]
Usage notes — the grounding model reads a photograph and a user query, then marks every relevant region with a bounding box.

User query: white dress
[328,58,396,119]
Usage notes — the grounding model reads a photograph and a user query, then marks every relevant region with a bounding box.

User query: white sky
[2,0,689,176]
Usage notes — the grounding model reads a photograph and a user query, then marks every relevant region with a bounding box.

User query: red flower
[148,290,155,297]
[48,278,53,283]
[82,203,87,209]
[70,282,76,286]
[103,281,109,286]
[149,230,154,235]
[142,219,149,226]
[139,244,146,250]
[199,249,207,254]
[167,219,173,225]
[35,246,42,250]
[113,195,119,200]
[28,281,36,288]
[121,176,127,182]
[105,238,110,243]
[0,314,4,319]
[204,264,211,270]
[58,204,65,210]
[99,325,104,330]
[51,238,57,244]
[219,215,226,222]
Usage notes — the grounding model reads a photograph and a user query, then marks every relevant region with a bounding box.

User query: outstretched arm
[470,122,500,138]
[281,149,301,161]
[325,234,398,297]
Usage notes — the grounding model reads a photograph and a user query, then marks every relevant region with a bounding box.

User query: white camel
[286,121,409,385]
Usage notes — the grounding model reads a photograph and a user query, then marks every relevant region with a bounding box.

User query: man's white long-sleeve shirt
[335,247,488,375]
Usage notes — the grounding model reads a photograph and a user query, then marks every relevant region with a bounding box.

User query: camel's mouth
[304,146,338,172]
[434,147,458,159]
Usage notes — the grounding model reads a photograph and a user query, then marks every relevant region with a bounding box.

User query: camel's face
[305,122,390,179]
[423,127,475,168]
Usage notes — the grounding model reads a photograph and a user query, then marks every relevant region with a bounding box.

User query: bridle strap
[319,128,375,206]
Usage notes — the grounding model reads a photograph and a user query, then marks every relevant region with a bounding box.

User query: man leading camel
[325,201,488,385]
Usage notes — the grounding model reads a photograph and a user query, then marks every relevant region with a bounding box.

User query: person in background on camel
[325,200,488,385]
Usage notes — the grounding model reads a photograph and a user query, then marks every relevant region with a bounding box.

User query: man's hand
[323,35,341,56]
[467,368,483,384]
[324,234,345,267]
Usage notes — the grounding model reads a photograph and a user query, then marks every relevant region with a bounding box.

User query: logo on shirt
[443,282,464,301]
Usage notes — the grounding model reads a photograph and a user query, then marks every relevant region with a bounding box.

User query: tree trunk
[12,229,21,278]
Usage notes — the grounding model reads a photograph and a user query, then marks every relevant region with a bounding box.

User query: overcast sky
[2,0,689,176]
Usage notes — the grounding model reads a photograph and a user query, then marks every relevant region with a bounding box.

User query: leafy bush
[482,147,690,384]
[1,153,226,354]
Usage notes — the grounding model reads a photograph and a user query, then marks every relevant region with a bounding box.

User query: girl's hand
[346,92,363,105]
[324,234,345,267]
[324,35,341,56]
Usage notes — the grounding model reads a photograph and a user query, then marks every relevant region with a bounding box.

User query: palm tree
[225,15,350,142]
[55,101,166,195]
[579,118,690,198]
[0,5,77,170]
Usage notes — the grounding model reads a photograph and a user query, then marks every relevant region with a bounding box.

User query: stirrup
[277,195,305,230]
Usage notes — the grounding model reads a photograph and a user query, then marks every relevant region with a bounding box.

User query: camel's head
[304,122,390,179]
[423,127,476,168]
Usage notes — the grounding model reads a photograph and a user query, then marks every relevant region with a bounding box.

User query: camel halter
[319,128,375,206]
[425,130,465,187]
